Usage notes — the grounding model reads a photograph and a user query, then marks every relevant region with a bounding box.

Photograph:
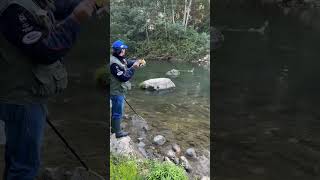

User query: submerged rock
[166,69,180,77]
[153,135,166,146]
[139,78,175,91]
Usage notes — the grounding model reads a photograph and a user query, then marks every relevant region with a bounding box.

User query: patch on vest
[117,71,124,76]
[22,31,42,44]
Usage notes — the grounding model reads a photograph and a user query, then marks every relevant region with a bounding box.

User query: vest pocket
[31,61,68,97]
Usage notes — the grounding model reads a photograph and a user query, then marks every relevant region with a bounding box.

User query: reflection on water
[125,60,210,152]
[214,4,320,180]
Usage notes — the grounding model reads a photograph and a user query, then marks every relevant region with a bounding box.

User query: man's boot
[113,119,129,138]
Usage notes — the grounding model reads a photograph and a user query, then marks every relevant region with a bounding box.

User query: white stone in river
[201,176,210,180]
[139,78,175,91]
[153,135,166,145]
[166,69,180,77]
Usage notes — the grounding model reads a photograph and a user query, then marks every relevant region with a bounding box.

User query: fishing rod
[46,117,89,171]
[124,98,143,119]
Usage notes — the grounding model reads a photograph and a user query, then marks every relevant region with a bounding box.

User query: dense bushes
[110,0,210,61]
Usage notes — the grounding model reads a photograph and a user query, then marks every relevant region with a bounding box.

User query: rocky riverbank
[110,115,210,180]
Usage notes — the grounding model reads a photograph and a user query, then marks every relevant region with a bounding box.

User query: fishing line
[46,117,89,171]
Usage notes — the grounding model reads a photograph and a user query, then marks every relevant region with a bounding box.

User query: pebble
[201,176,210,180]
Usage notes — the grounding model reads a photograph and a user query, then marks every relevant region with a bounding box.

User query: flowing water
[124,60,210,156]
[214,3,320,180]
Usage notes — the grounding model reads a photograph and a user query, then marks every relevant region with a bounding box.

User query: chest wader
[109,55,130,138]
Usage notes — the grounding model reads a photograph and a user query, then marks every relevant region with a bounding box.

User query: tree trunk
[183,0,187,26]
[164,6,168,39]
[171,0,175,24]
[185,0,192,30]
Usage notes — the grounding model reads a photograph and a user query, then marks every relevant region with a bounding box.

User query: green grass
[110,154,189,180]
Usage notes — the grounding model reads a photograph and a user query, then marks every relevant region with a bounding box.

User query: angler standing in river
[0,0,98,179]
[110,40,145,138]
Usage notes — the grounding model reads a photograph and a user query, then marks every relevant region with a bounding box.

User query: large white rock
[139,78,175,91]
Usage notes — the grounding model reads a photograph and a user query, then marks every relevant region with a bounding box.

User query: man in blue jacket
[0,0,97,179]
[110,40,141,138]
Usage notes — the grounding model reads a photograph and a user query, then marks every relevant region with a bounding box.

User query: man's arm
[126,58,137,68]
[110,63,135,82]
[0,4,81,65]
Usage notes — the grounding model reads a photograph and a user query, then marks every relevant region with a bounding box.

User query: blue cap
[112,40,128,49]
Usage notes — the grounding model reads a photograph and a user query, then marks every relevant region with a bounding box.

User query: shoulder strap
[110,55,126,67]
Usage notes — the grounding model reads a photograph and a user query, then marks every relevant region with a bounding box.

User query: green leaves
[110,0,209,61]
[110,154,188,180]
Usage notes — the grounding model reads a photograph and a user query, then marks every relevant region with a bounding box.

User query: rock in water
[186,148,197,158]
[166,69,180,77]
[153,135,166,145]
[139,78,175,91]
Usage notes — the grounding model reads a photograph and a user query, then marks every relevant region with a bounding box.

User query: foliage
[110,154,189,180]
[146,161,188,180]
[110,0,210,61]
[110,155,143,180]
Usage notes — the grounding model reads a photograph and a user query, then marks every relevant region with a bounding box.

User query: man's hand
[132,61,140,69]
[71,0,97,24]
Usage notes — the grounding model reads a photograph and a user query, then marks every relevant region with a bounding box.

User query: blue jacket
[0,0,81,64]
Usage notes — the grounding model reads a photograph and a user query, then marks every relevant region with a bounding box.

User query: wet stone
[172,143,181,155]
[153,135,166,146]
[166,149,176,159]
[186,148,197,158]
[180,156,192,172]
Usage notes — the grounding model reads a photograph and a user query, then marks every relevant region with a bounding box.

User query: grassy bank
[110,154,188,180]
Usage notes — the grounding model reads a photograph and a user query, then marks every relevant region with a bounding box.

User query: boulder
[110,134,136,156]
[166,69,180,77]
[139,78,175,91]
[153,135,166,146]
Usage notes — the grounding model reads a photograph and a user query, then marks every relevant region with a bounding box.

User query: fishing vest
[0,0,67,104]
[110,55,131,96]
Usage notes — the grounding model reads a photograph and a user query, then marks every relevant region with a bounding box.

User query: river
[214,2,320,180]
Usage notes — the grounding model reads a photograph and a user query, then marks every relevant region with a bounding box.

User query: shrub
[146,161,188,180]
[110,155,143,180]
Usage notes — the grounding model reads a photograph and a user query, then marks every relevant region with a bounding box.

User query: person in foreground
[0,0,97,179]
[110,40,144,138]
